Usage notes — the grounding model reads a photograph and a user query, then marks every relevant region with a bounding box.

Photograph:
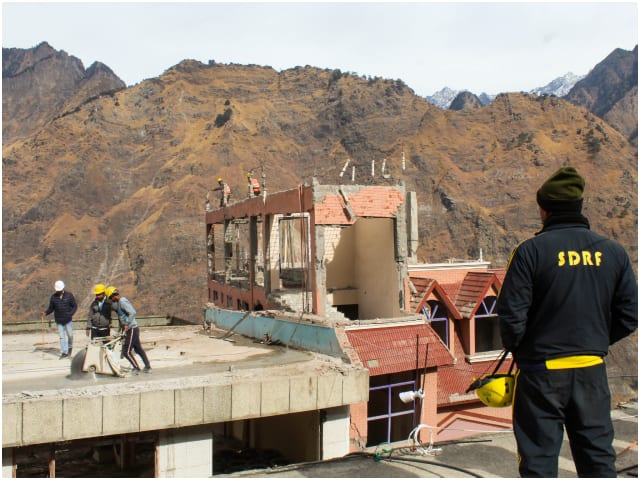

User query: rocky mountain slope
[2,41,126,143]
[565,46,638,143]
[449,91,483,110]
[2,46,637,328]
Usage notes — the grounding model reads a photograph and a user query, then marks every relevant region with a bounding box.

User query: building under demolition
[204,179,512,453]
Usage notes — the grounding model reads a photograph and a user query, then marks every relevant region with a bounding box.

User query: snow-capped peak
[529,72,585,97]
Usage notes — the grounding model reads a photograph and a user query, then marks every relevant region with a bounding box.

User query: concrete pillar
[405,191,419,261]
[2,448,15,478]
[419,370,439,444]
[224,219,232,283]
[157,426,212,478]
[321,406,350,460]
[249,216,257,306]
[349,402,368,451]
[314,225,327,316]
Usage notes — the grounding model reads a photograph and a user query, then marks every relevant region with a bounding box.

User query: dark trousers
[513,363,615,477]
[123,327,150,370]
[90,327,110,339]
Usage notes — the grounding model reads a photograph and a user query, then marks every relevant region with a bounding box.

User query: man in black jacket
[498,167,637,477]
[86,283,113,339]
[41,280,78,358]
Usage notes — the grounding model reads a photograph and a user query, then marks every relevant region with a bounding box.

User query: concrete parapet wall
[3,368,368,448]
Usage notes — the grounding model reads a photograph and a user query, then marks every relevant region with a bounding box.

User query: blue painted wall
[205,308,344,357]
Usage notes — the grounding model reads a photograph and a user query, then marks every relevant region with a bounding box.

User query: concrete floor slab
[3,325,369,448]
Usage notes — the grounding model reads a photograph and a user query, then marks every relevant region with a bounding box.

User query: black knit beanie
[536,167,585,213]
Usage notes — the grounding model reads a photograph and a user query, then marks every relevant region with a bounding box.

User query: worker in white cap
[41,280,78,358]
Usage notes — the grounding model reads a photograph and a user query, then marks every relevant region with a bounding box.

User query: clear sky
[2,2,638,97]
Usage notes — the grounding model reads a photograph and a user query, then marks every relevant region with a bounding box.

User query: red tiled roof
[409,277,434,311]
[345,323,454,376]
[455,272,502,318]
[409,276,461,320]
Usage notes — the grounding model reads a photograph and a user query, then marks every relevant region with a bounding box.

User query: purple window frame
[367,379,417,444]
[422,301,449,348]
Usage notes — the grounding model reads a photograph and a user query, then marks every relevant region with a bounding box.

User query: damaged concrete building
[204,179,512,454]
[3,179,511,477]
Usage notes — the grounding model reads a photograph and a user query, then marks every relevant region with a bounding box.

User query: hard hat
[94,283,106,295]
[247,172,252,178]
[54,280,65,291]
[217,177,223,183]
[473,374,515,408]
[106,286,118,298]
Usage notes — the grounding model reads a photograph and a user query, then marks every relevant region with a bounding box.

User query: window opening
[212,223,227,283]
[278,215,310,293]
[206,224,214,280]
[422,300,449,348]
[367,376,418,446]
[474,295,501,352]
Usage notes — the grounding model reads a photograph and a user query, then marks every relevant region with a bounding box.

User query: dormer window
[474,295,501,353]
[422,300,449,348]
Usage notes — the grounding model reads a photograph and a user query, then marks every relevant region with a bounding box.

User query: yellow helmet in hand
[473,374,515,408]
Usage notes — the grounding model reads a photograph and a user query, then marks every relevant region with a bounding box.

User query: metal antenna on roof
[339,158,350,178]
[414,334,420,389]
[402,145,406,171]
[421,343,429,394]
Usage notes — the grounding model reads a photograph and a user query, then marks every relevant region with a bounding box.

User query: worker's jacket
[250,178,261,194]
[497,213,638,363]
[116,296,138,329]
[87,298,112,329]
[44,291,78,325]
[214,183,231,197]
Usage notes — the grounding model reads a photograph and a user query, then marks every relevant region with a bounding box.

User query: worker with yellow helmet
[86,283,114,340]
[212,177,231,207]
[107,286,152,374]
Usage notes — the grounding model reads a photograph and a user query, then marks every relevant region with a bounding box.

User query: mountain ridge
[2,44,637,326]
[425,46,637,145]
[2,41,126,143]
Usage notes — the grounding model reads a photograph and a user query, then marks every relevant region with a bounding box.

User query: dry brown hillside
[2,59,637,325]
[2,42,125,143]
